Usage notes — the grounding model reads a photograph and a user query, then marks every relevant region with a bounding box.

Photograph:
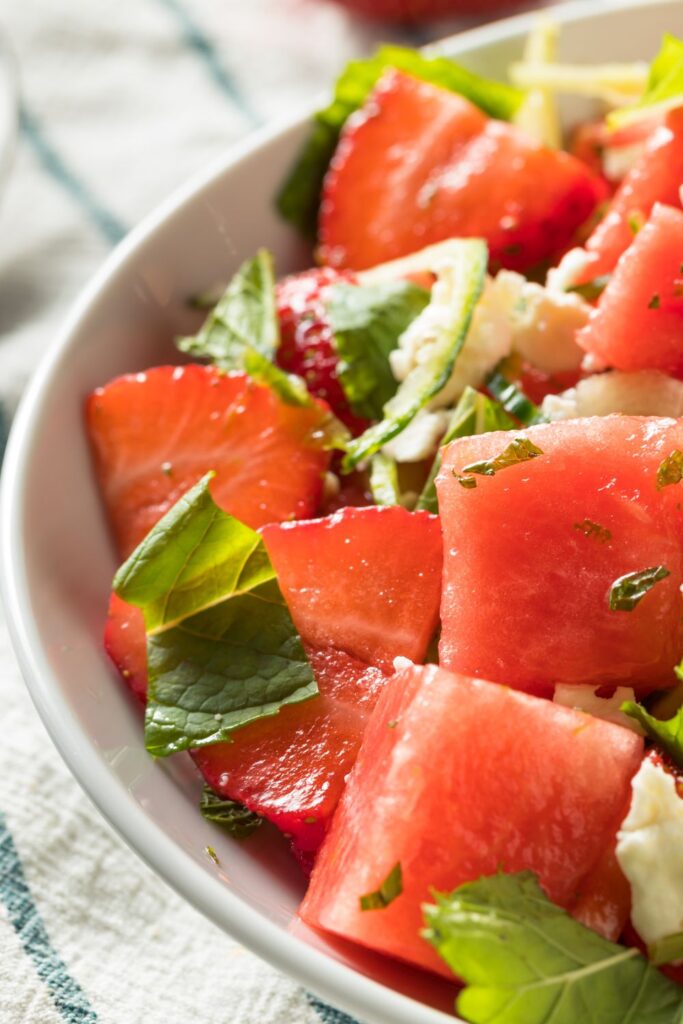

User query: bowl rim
[0,24,19,204]
[0,1,675,1021]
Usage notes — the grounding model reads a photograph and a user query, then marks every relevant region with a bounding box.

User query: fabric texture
[0,2,516,1021]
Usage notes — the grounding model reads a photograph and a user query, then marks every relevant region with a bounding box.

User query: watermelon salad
[87,22,683,1023]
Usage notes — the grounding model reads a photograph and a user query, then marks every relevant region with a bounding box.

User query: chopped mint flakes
[608,566,670,612]
[460,437,544,479]
[574,519,612,543]
[657,449,683,490]
[360,862,403,911]
[199,786,263,840]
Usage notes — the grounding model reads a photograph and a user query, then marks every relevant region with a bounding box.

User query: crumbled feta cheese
[389,277,512,408]
[546,247,594,293]
[553,684,643,733]
[393,656,413,673]
[616,759,683,947]
[492,270,589,373]
[602,139,647,181]
[381,409,448,463]
[542,370,683,421]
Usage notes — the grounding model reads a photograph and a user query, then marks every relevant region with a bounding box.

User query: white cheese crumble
[616,759,683,947]
[553,684,643,733]
[381,409,448,463]
[542,370,683,421]
[546,247,594,294]
[393,656,413,673]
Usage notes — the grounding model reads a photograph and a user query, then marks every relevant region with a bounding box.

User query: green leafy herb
[205,846,219,864]
[649,933,683,967]
[276,45,523,236]
[649,293,662,309]
[621,701,683,769]
[567,275,611,301]
[574,519,612,543]
[369,452,401,507]
[460,437,544,478]
[608,566,670,612]
[657,449,683,490]
[177,250,278,369]
[609,33,683,129]
[359,862,403,911]
[342,240,488,472]
[114,474,318,757]
[485,369,547,426]
[423,871,683,1024]
[416,387,513,513]
[199,785,262,839]
[327,280,430,420]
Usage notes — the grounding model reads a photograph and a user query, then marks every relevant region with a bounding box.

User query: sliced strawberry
[105,505,442,866]
[275,267,367,434]
[575,109,683,284]
[87,365,332,558]
[319,69,606,273]
[261,505,442,671]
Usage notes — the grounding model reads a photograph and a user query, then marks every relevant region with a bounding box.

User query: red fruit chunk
[301,664,643,976]
[328,0,527,21]
[275,267,367,434]
[261,505,442,670]
[437,417,683,697]
[577,203,683,375]
[104,594,147,704]
[569,837,631,942]
[86,365,331,558]
[319,69,606,272]
[577,109,683,282]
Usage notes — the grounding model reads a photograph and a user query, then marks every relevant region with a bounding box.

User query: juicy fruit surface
[578,203,683,375]
[275,267,366,433]
[437,417,683,696]
[319,69,606,272]
[261,505,443,670]
[301,664,643,976]
[578,110,683,283]
[105,506,441,864]
[328,0,527,20]
[86,365,331,558]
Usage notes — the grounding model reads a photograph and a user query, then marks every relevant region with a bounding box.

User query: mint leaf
[657,449,683,490]
[621,701,683,769]
[485,368,547,426]
[423,871,683,1024]
[608,566,670,611]
[327,280,429,420]
[416,387,514,514]
[276,45,523,236]
[574,519,612,543]
[369,452,401,507]
[199,785,262,839]
[360,862,403,911]
[342,239,488,472]
[609,33,683,129]
[461,436,544,479]
[114,474,317,757]
[177,250,278,369]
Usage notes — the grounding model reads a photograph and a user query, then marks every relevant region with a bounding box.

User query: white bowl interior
[4,2,683,1022]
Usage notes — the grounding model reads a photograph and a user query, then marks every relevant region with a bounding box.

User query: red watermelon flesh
[569,834,632,942]
[577,109,683,283]
[300,664,643,976]
[437,417,683,697]
[577,203,683,375]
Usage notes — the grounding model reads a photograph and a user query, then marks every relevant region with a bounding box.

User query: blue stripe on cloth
[20,106,127,247]
[307,993,361,1024]
[0,812,99,1024]
[155,0,262,128]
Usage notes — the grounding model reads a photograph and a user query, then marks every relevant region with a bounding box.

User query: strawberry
[326,0,529,20]
[319,69,607,273]
[104,505,442,867]
[275,267,367,433]
[86,365,332,558]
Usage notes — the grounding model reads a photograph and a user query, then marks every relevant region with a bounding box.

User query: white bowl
[3,2,682,1022]
[0,27,18,206]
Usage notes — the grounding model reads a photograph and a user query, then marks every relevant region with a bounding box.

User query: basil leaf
[416,387,514,514]
[114,474,318,757]
[328,280,430,420]
[657,449,683,490]
[199,785,262,839]
[177,250,279,369]
[609,33,683,129]
[276,45,523,236]
[460,436,544,479]
[608,566,670,612]
[360,862,403,911]
[486,368,547,426]
[649,933,683,967]
[342,239,488,472]
[621,701,683,769]
[369,452,401,507]
[423,871,683,1024]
